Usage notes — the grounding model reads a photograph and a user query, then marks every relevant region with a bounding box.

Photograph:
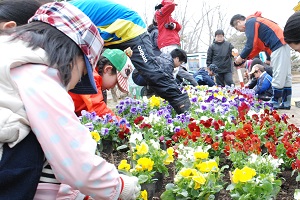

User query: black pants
[215,72,234,87]
[108,32,190,114]
[0,132,44,200]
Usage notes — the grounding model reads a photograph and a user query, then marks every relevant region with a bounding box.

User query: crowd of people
[0,0,299,199]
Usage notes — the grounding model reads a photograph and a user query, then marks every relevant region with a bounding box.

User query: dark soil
[102,150,299,200]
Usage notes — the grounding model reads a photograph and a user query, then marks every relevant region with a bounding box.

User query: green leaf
[116,145,128,150]
[138,175,149,184]
[165,183,175,190]
[226,184,235,191]
[296,175,300,182]
[178,190,188,197]
[160,190,176,200]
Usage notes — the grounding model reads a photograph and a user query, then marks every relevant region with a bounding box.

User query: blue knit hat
[208,64,218,74]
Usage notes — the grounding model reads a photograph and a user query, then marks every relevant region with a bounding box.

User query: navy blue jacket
[193,68,215,87]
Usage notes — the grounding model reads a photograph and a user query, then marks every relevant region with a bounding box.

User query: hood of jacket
[0,35,48,151]
[147,25,158,33]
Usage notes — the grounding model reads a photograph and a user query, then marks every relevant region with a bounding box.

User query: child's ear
[103,65,113,73]
[2,21,17,29]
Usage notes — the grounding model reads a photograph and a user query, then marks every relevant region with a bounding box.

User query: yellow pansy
[164,155,174,165]
[167,147,174,156]
[140,190,148,200]
[192,174,206,189]
[90,131,100,142]
[135,164,143,172]
[149,96,161,108]
[137,157,154,171]
[194,151,209,160]
[196,160,219,173]
[118,160,131,171]
[232,166,256,183]
[136,142,149,155]
[179,168,192,177]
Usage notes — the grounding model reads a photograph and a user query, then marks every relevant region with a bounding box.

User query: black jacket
[206,40,234,74]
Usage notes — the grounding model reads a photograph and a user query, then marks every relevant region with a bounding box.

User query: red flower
[252,114,259,121]
[201,118,213,128]
[235,128,248,141]
[212,120,220,131]
[188,122,200,132]
[224,145,230,156]
[139,123,152,129]
[286,147,297,159]
[166,140,173,148]
[238,102,250,121]
[203,134,213,144]
[243,123,253,134]
[118,125,130,140]
[178,129,189,138]
[190,131,201,142]
[133,116,144,125]
[292,159,300,171]
[212,142,219,150]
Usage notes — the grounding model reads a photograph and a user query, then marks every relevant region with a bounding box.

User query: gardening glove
[234,60,245,67]
[119,174,140,200]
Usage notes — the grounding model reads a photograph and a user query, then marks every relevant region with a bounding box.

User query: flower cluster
[79,110,131,153]
[227,153,283,199]
[105,84,299,198]
[161,150,226,199]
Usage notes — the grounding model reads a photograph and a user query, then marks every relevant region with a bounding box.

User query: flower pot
[159,141,167,150]
[141,182,156,200]
[101,140,114,154]
[153,172,164,193]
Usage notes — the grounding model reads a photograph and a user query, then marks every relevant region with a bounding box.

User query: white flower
[129,132,143,144]
[200,115,209,121]
[294,189,300,200]
[150,139,160,149]
[249,153,258,163]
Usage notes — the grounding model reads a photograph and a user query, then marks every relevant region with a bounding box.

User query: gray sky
[113,0,298,28]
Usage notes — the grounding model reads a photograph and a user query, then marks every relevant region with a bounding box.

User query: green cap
[102,49,127,71]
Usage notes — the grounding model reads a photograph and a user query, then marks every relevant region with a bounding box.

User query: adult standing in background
[230,12,292,110]
[148,18,161,56]
[71,0,191,114]
[206,29,235,87]
[155,0,181,54]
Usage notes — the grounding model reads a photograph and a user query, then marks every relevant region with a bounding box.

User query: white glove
[171,22,176,29]
[119,174,141,200]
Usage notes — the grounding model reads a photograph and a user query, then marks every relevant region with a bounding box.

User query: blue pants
[0,132,44,200]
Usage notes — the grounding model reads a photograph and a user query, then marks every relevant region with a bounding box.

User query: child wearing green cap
[69,48,133,118]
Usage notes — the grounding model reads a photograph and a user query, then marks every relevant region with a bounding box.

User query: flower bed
[81,85,300,200]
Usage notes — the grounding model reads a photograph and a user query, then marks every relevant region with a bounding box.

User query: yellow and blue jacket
[71,0,147,46]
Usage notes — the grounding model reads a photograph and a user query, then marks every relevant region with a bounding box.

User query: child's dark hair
[170,48,187,63]
[96,56,117,76]
[0,22,82,87]
[284,11,300,44]
[230,14,246,27]
[215,29,224,36]
[0,0,41,25]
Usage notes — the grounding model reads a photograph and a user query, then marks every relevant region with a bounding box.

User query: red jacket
[155,0,181,49]
[241,11,286,59]
[68,70,116,117]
